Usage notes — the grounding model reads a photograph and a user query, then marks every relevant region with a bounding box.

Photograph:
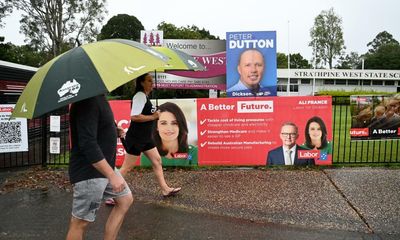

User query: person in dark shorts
[119,73,181,198]
[66,94,133,240]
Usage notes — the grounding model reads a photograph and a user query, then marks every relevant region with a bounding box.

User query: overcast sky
[2,0,399,61]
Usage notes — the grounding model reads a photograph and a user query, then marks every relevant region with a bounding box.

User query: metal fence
[0,115,44,168]
[0,107,70,168]
[1,96,399,169]
[332,96,400,164]
[46,107,71,166]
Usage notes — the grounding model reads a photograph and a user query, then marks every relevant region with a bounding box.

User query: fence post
[41,114,48,167]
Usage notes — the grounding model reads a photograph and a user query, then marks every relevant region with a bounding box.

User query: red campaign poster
[197,96,332,166]
[109,100,134,167]
[349,95,400,140]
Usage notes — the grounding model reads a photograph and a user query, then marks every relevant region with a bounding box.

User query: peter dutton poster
[350,95,400,140]
[226,31,277,97]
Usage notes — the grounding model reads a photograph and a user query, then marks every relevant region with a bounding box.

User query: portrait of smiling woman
[301,116,332,156]
[141,101,198,166]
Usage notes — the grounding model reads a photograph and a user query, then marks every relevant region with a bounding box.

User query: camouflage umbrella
[11,39,169,119]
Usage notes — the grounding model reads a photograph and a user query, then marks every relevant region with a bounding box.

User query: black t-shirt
[68,95,117,184]
[126,91,156,142]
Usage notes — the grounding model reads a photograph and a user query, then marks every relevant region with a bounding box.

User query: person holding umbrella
[119,73,181,198]
[9,39,173,239]
[66,94,133,240]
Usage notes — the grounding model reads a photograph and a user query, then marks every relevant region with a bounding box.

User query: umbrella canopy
[11,39,169,119]
[151,46,206,71]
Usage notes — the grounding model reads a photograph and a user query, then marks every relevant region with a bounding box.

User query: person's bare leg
[143,147,181,196]
[66,216,90,240]
[104,193,133,240]
[119,153,139,176]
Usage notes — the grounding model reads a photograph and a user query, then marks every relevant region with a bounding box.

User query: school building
[277,69,400,96]
[1,60,399,103]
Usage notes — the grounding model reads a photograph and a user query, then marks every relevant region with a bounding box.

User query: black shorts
[125,138,155,156]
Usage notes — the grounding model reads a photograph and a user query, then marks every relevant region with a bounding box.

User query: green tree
[97,14,144,41]
[276,52,287,68]
[11,45,49,67]
[290,53,311,69]
[309,8,345,69]
[10,0,107,57]
[364,43,400,69]
[0,42,14,61]
[367,31,399,53]
[277,52,311,69]
[363,32,400,69]
[0,0,12,28]
[336,52,362,69]
[0,42,48,67]
[157,21,219,39]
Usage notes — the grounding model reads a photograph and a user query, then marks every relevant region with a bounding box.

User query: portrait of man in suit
[266,122,315,166]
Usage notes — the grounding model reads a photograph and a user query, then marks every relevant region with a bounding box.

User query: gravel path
[1,166,399,235]
[126,168,366,232]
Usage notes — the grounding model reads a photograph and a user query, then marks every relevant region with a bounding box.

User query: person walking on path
[66,94,133,240]
[119,73,181,198]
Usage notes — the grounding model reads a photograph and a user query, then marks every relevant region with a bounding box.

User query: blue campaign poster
[226,31,277,97]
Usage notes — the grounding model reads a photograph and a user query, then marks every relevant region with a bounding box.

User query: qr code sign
[0,121,22,144]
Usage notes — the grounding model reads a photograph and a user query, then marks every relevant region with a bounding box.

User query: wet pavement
[0,167,400,240]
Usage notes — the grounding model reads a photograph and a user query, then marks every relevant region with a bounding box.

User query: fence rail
[1,96,399,169]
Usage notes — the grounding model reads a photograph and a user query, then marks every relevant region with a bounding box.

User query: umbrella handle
[120,137,127,150]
